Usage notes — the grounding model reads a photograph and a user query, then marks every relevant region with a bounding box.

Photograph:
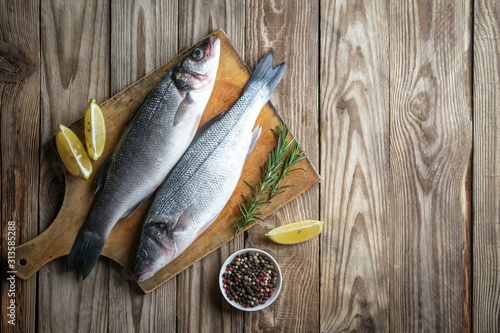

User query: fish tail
[67,227,106,279]
[243,52,286,100]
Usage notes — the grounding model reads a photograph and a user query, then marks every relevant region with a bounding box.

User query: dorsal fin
[95,155,111,193]
[121,193,153,219]
[193,111,227,140]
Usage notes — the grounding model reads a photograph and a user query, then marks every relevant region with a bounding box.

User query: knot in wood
[336,100,347,111]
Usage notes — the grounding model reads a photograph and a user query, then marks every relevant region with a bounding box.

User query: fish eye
[192,48,204,60]
[138,249,148,261]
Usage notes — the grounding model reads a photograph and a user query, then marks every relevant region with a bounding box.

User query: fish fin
[195,213,220,238]
[246,126,262,160]
[67,228,106,279]
[189,113,203,142]
[126,96,147,126]
[95,155,111,193]
[174,207,196,233]
[173,93,194,126]
[193,111,227,140]
[243,52,286,100]
[122,195,152,219]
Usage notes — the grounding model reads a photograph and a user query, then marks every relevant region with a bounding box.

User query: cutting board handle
[15,209,75,279]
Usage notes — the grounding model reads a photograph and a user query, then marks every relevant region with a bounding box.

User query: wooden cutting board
[15,30,320,293]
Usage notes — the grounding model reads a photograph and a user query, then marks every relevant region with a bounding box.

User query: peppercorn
[222,252,279,308]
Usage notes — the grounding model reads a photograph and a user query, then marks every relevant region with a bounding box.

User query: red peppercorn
[226,289,230,294]
[223,279,227,283]
[228,267,233,271]
[234,257,239,261]
[255,278,259,283]
[263,277,267,281]
[255,300,259,304]
[270,288,273,293]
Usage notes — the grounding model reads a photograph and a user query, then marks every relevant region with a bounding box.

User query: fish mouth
[179,35,219,83]
[133,236,175,282]
[135,267,153,282]
[180,67,209,83]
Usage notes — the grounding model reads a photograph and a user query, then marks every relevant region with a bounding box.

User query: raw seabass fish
[133,52,286,282]
[67,36,221,279]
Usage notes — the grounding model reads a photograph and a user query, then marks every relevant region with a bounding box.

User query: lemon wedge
[265,220,324,245]
[56,124,93,180]
[84,98,105,160]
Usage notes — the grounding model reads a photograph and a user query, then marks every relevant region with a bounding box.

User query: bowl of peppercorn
[219,248,282,311]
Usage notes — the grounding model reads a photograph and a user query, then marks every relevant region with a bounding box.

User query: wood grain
[38,1,110,332]
[176,2,246,333]
[1,2,484,332]
[107,1,178,332]
[0,1,39,332]
[473,0,500,331]
[319,0,390,332]
[389,1,472,331]
[245,0,320,332]
[14,31,319,293]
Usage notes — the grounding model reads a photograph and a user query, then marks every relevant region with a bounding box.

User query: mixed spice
[222,252,279,308]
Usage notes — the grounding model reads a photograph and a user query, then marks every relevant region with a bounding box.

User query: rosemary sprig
[232,122,307,238]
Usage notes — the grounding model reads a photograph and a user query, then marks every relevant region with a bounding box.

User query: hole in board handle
[19,259,27,266]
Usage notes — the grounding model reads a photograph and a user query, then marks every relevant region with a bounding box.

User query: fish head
[174,35,221,91]
[133,222,176,282]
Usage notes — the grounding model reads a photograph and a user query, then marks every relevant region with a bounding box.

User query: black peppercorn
[223,252,278,308]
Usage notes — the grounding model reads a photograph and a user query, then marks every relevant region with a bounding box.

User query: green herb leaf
[232,123,307,238]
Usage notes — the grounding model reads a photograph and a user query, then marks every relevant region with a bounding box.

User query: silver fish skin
[134,53,286,282]
[67,36,221,279]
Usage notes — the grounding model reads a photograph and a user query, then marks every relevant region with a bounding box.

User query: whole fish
[68,36,221,279]
[133,52,286,282]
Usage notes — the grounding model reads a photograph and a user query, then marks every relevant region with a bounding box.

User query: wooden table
[1,1,498,332]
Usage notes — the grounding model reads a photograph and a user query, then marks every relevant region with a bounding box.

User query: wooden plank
[0,1,39,332]
[245,0,320,332]
[108,1,178,332]
[319,0,390,331]
[176,2,245,333]
[37,0,110,332]
[473,0,500,331]
[389,1,472,331]
[14,31,319,292]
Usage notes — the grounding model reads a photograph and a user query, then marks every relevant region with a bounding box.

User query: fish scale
[67,36,221,279]
[133,52,286,282]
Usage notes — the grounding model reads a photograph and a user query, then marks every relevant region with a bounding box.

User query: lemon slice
[85,98,105,160]
[265,220,324,245]
[56,124,93,180]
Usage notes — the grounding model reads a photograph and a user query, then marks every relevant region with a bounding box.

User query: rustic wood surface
[3,0,500,332]
[319,1,390,332]
[12,29,320,292]
[473,0,500,332]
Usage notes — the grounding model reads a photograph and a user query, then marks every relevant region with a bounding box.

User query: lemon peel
[56,124,93,180]
[85,98,105,160]
[265,220,324,245]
